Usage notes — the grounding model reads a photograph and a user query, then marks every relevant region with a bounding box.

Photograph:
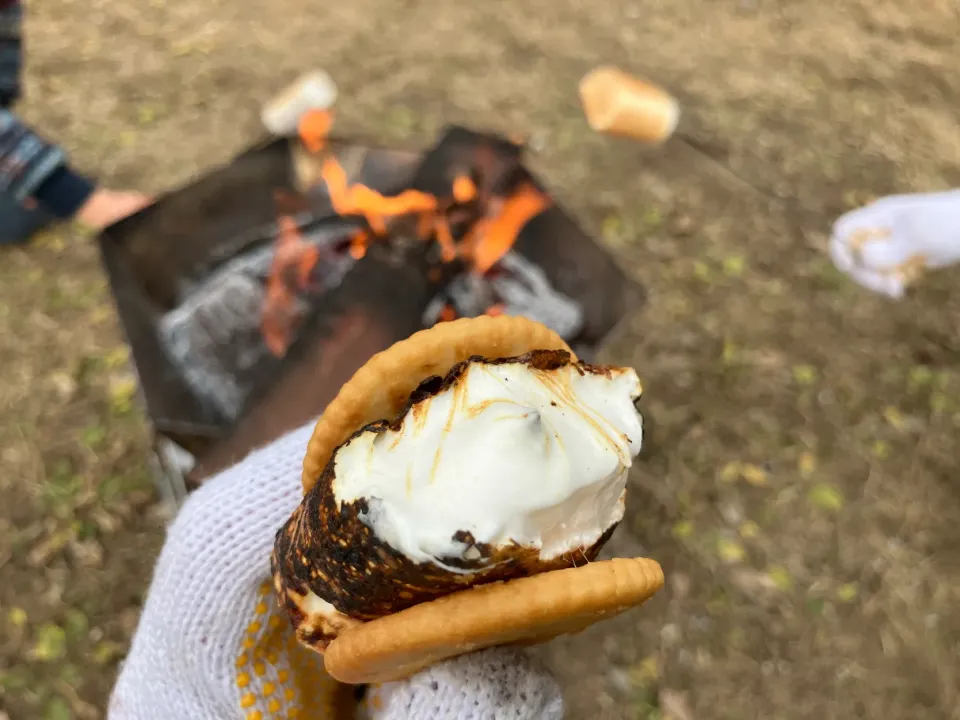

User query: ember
[261,215,321,356]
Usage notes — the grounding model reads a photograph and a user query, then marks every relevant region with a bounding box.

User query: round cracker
[323,556,664,684]
[301,315,574,493]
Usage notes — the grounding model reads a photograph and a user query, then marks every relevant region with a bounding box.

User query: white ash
[158,229,356,423]
[423,250,583,340]
[159,272,273,423]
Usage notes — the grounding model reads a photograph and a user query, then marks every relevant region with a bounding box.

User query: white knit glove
[829,189,960,298]
[108,422,563,720]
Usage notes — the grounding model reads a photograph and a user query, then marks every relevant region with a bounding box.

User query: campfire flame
[261,216,321,357]
[460,182,550,274]
[260,110,553,357]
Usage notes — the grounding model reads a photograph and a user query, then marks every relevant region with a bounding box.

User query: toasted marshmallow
[332,357,643,568]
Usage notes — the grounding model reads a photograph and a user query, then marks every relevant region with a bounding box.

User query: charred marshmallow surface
[332,358,643,569]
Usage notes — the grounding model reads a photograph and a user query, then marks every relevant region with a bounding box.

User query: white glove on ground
[108,422,563,720]
[829,189,960,298]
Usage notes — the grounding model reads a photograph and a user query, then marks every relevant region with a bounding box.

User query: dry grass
[2,0,960,718]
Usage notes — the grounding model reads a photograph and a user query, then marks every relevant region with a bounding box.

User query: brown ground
[3,0,960,718]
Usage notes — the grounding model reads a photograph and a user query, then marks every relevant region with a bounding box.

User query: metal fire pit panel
[98,130,644,494]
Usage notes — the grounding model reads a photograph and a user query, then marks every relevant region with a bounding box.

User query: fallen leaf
[630,656,660,683]
[81,423,107,449]
[720,462,741,482]
[118,129,137,148]
[792,365,818,385]
[837,582,859,602]
[0,666,32,690]
[798,451,816,477]
[721,340,739,364]
[7,607,27,628]
[136,103,158,125]
[872,440,890,459]
[808,483,844,512]
[92,640,124,665]
[642,207,663,228]
[65,609,89,641]
[88,305,114,324]
[43,697,71,720]
[716,537,746,564]
[722,255,745,277]
[738,521,760,539]
[720,461,767,486]
[908,366,933,387]
[883,406,906,431]
[672,521,694,539]
[601,215,623,242]
[767,565,793,591]
[740,463,768,486]
[109,377,138,416]
[59,662,82,686]
[102,346,130,369]
[693,261,711,281]
[929,392,948,413]
[27,528,74,566]
[31,624,67,662]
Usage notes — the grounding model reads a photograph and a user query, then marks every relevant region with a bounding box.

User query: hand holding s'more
[108,316,660,720]
[273,315,662,685]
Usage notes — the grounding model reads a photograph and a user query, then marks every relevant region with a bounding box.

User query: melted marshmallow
[332,360,643,567]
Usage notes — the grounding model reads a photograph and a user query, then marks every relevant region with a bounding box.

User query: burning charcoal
[159,214,363,423]
[411,126,526,200]
[422,251,583,342]
[97,133,643,492]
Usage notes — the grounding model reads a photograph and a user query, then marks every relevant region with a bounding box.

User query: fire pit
[98,123,643,499]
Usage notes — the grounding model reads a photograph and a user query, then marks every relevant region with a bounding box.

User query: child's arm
[1,2,99,219]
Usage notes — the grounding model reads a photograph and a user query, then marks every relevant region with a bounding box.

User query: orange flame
[261,216,322,357]
[463,182,550,274]
[286,111,552,330]
[298,110,545,267]
[298,109,335,153]
[452,175,477,203]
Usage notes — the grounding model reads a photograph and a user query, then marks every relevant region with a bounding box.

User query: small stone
[660,689,695,720]
[660,623,681,646]
[720,503,743,526]
[607,666,633,694]
[673,215,695,236]
[48,372,78,400]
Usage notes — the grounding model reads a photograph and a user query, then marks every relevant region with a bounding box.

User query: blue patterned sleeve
[0,111,95,217]
[0,2,96,218]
